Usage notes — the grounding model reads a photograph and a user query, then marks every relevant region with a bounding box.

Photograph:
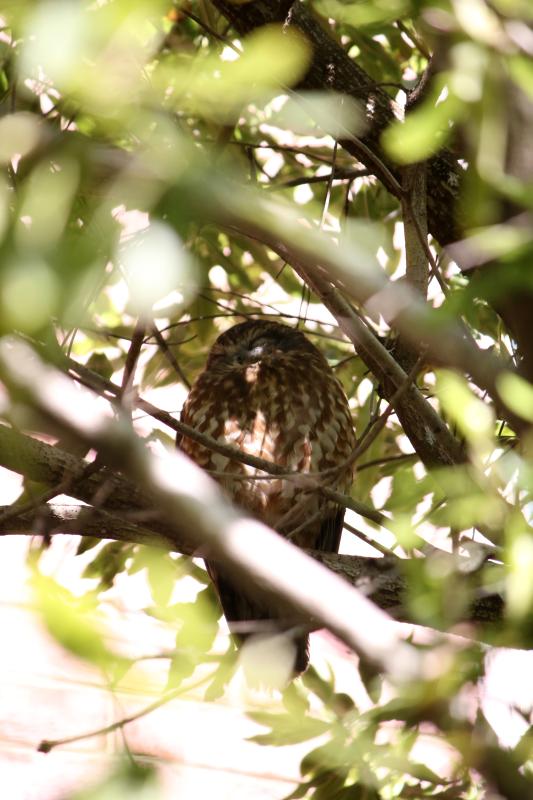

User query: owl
[178,319,356,673]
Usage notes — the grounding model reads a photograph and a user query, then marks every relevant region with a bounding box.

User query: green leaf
[167,587,220,686]
[496,371,533,423]
[82,541,132,590]
[76,536,101,555]
[302,665,336,704]
[314,0,409,28]
[248,711,331,746]
[382,86,464,164]
[282,682,311,716]
[32,574,125,669]
[300,738,349,776]
[283,779,314,800]
[145,551,177,607]
[203,645,238,702]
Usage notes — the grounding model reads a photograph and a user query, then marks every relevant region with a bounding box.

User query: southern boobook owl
[178,319,356,673]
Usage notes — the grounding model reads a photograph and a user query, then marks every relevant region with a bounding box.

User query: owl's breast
[179,354,355,534]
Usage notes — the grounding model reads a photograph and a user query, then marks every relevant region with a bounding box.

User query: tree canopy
[1,1,533,798]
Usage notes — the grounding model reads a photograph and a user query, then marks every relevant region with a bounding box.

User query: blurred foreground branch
[0,341,425,681]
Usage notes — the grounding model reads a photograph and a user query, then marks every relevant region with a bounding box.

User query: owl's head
[206,320,320,373]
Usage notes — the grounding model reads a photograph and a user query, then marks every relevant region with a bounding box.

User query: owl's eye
[233,350,247,364]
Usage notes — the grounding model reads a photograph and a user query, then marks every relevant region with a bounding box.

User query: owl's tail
[208,564,309,676]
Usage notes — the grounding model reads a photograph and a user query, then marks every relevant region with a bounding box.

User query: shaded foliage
[0,1,532,798]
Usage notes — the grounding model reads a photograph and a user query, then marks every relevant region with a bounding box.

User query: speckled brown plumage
[178,320,356,673]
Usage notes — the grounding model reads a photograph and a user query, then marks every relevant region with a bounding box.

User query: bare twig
[38,667,219,753]
[120,319,146,413]
[151,323,191,389]
[270,167,370,190]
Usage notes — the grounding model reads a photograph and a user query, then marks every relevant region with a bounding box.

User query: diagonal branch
[0,339,430,681]
[214,193,526,436]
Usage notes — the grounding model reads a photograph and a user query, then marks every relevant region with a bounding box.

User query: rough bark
[0,426,504,629]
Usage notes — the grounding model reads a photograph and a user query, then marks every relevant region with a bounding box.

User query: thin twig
[151,323,191,389]
[179,6,242,55]
[270,167,369,190]
[38,667,219,753]
[357,453,416,472]
[343,521,396,557]
[319,352,426,480]
[120,319,146,414]
[65,357,390,528]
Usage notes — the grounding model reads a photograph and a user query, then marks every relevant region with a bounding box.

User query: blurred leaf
[203,643,237,701]
[314,0,409,28]
[76,536,101,555]
[85,352,114,382]
[156,25,311,122]
[168,586,219,686]
[70,760,159,800]
[118,221,197,319]
[0,112,40,165]
[508,54,533,99]
[506,515,533,620]
[382,84,464,164]
[302,665,337,704]
[248,710,331,745]
[436,371,495,445]
[270,92,364,139]
[497,372,533,423]
[300,737,350,776]
[33,573,124,669]
[83,541,133,591]
[358,655,383,704]
[283,682,311,716]
[385,463,424,512]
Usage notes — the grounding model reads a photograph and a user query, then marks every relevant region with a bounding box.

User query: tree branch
[214,192,526,435]
[0,339,428,681]
[209,0,463,245]
[0,503,504,628]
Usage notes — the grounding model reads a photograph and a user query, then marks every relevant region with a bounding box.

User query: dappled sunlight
[0,0,532,797]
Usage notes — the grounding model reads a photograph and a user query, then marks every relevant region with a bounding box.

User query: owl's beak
[235,343,268,366]
[246,344,265,362]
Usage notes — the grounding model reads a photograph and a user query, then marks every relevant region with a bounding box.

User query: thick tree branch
[0,504,504,628]
[0,416,387,531]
